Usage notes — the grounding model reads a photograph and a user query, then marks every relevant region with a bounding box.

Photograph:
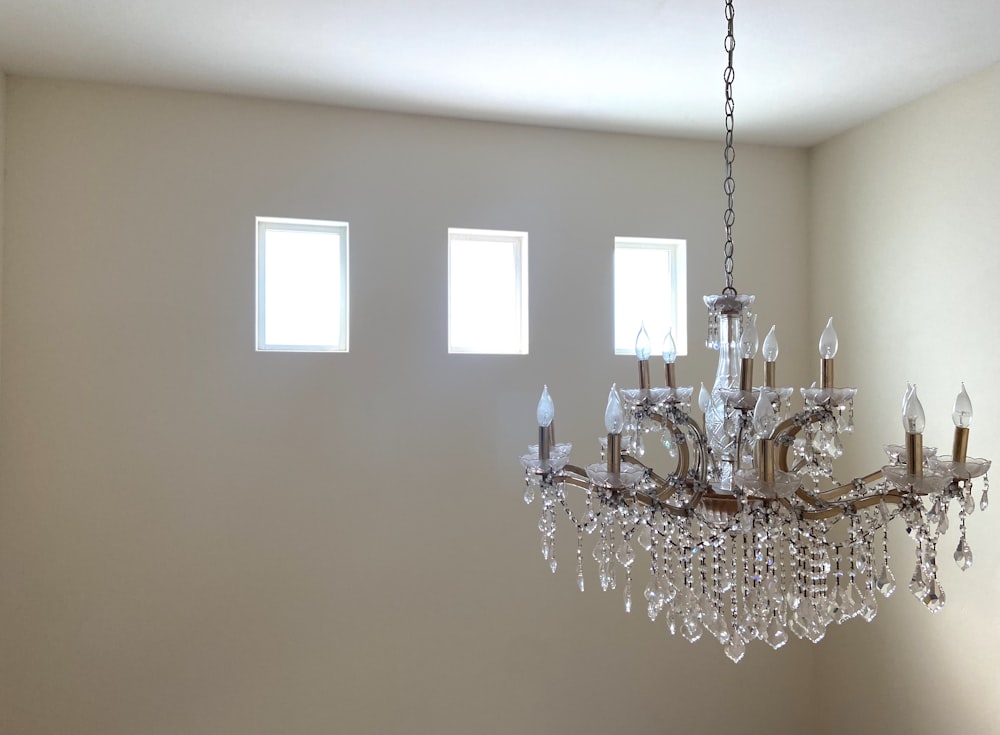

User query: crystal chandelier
[518,0,991,663]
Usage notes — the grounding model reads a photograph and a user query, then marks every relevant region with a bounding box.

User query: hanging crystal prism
[953,535,973,571]
[875,564,896,597]
[723,632,746,663]
[923,580,946,612]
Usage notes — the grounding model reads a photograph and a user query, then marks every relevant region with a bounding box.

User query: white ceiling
[1,0,998,146]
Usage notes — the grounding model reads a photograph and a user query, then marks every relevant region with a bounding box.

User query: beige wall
[810,63,1000,735]
[0,78,814,734]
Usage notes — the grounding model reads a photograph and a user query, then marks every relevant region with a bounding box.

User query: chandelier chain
[722,0,737,296]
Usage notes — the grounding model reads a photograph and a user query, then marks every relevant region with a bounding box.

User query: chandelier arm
[797,492,905,522]
[617,454,693,508]
[775,428,800,474]
[657,471,707,504]
[849,492,905,510]
[635,403,716,485]
[679,488,710,514]
[632,484,697,516]
[544,450,704,515]
[634,412,693,481]
[549,470,592,491]
[794,488,826,508]
[666,501,697,518]
[815,470,887,502]
[799,506,845,521]
[666,410,713,482]
[788,458,810,474]
[641,470,678,500]
[776,498,796,515]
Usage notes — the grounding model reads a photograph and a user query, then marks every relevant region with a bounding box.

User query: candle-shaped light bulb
[635,323,651,361]
[952,383,973,428]
[536,385,554,428]
[661,329,677,364]
[739,315,759,359]
[752,390,777,439]
[762,325,779,362]
[605,383,625,435]
[818,317,838,359]
[698,382,710,414]
[902,383,926,434]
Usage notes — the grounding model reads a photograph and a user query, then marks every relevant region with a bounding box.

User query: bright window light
[448,228,528,354]
[614,237,687,356]
[256,217,349,352]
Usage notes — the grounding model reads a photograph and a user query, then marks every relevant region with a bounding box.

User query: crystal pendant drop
[909,566,928,599]
[715,619,731,645]
[954,535,974,571]
[766,616,788,650]
[788,610,807,640]
[875,564,896,597]
[764,576,779,603]
[805,621,825,645]
[600,568,611,592]
[844,582,863,620]
[981,488,989,512]
[549,557,558,573]
[785,587,802,610]
[927,499,942,525]
[593,540,610,563]
[861,586,878,622]
[831,586,846,624]
[624,582,632,613]
[615,542,635,567]
[637,525,652,551]
[666,610,679,636]
[644,580,658,602]
[724,634,746,663]
[937,511,949,536]
[661,577,677,605]
[923,580,946,612]
[647,600,660,622]
[523,485,536,504]
[962,490,976,515]
[681,619,702,644]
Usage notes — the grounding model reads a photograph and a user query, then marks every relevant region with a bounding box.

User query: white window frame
[447,228,529,355]
[255,216,349,352]
[613,236,688,356]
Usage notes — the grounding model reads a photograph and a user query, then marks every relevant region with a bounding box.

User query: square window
[613,237,687,356]
[448,228,528,354]
[256,217,349,352]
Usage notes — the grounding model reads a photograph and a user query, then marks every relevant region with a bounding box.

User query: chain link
[722,0,737,296]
